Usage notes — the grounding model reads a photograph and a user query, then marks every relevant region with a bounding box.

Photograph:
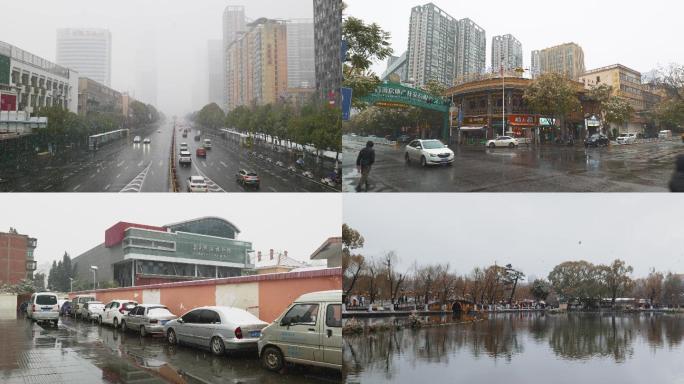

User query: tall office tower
[56,28,112,86]
[208,39,224,107]
[406,3,458,88]
[531,50,541,79]
[538,42,586,80]
[313,0,342,104]
[455,18,486,83]
[223,6,247,109]
[286,19,315,89]
[492,34,522,72]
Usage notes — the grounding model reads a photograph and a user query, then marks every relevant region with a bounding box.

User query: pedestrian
[670,155,684,192]
[356,141,375,192]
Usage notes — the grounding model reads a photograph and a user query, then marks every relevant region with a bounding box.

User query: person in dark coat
[356,141,375,192]
[670,155,684,192]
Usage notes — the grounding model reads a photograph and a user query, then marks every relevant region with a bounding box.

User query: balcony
[26,260,37,272]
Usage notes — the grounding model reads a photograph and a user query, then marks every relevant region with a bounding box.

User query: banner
[1,93,17,112]
[341,87,352,121]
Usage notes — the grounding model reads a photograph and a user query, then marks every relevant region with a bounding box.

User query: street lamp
[90,266,98,290]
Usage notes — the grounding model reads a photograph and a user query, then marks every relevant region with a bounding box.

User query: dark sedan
[584,134,610,148]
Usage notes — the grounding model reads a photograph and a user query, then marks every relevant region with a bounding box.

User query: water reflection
[344,313,684,383]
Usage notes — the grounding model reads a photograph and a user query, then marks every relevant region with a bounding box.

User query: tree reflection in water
[343,313,684,382]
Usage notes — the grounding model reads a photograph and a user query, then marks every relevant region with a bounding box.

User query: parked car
[203,139,212,149]
[133,136,141,143]
[179,151,192,166]
[122,304,178,337]
[26,292,60,327]
[164,306,268,356]
[236,170,260,189]
[143,138,151,144]
[83,301,105,322]
[397,135,412,144]
[659,130,672,139]
[617,133,637,145]
[187,176,209,193]
[585,134,610,148]
[196,147,207,158]
[99,300,139,328]
[405,139,455,167]
[258,290,342,372]
[486,136,519,149]
[70,295,96,319]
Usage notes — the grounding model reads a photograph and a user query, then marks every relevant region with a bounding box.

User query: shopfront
[507,114,538,143]
[458,116,487,145]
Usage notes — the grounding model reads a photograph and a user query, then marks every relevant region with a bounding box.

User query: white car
[616,133,637,145]
[179,150,192,166]
[203,139,212,149]
[133,136,141,143]
[180,143,189,151]
[99,299,138,328]
[187,176,209,192]
[143,138,151,144]
[83,301,105,322]
[486,136,519,149]
[405,139,454,167]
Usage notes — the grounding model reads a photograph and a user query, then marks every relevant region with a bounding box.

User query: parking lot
[0,316,341,384]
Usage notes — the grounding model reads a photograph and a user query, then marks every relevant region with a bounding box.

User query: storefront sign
[362,82,451,113]
[539,117,556,126]
[586,115,601,127]
[508,114,537,127]
[463,116,487,125]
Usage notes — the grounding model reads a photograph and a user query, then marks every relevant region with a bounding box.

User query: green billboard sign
[361,83,451,113]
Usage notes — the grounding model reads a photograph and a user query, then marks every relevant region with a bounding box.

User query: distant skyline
[0,0,313,116]
[345,0,683,79]
[344,194,684,279]
[1,194,341,275]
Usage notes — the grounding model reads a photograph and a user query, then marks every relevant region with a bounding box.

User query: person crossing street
[356,141,375,192]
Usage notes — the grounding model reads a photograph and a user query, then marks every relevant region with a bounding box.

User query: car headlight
[429,153,438,157]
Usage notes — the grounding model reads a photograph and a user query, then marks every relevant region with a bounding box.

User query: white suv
[27,292,60,327]
[405,139,454,167]
[617,133,637,145]
[486,136,519,149]
[99,300,138,329]
[179,150,192,166]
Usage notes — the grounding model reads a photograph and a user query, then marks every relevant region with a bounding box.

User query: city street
[342,136,683,192]
[0,316,340,384]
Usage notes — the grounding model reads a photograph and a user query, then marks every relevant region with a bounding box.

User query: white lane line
[138,160,145,167]
[117,161,125,167]
[104,184,111,191]
[120,163,152,193]
[90,174,96,179]
[43,185,53,191]
[72,185,81,192]
[268,187,277,192]
[116,173,121,179]
[220,161,228,168]
[159,160,163,167]
[192,163,226,193]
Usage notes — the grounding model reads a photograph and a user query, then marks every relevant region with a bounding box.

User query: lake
[344,312,684,384]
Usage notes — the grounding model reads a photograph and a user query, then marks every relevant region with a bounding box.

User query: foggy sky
[343,194,684,280]
[0,0,314,116]
[1,194,341,274]
[345,0,683,79]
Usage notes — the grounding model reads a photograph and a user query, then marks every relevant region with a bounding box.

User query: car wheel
[489,143,496,149]
[210,337,225,356]
[113,318,119,329]
[509,143,515,149]
[420,156,427,167]
[140,325,147,337]
[53,320,59,327]
[405,153,410,164]
[262,346,284,372]
[121,320,127,332]
[167,329,177,345]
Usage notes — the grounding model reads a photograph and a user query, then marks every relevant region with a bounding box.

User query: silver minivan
[26,292,60,327]
[258,290,342,372]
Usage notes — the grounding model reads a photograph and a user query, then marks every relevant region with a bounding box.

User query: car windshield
[422,140,445,149]
[246,172,258,177]
[123,302,137,309]
[148,307,173,316]
[36,295,57,305]
[191,177,205,184]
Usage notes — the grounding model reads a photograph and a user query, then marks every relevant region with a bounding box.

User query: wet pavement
[0,315,341,384]
[342,136,683,192]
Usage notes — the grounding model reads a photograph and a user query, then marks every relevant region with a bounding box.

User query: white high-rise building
[492,34,522,72]
[531,50,541,79]
[223,6,247,109]
[455,18,486,83]
[286,19,315,89]
[56,28,112,86]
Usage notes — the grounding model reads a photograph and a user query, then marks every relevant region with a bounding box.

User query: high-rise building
[313,0,342,104]
[406,3,457,88]
[56,28,112,86]
[531,50,540,79]
[226,19,288,110]
[537,42,585,81]
[208,39,224,107]
[492,34,522,72]
[287,19,315,89]
[0,229,37,285]
[223,6,247,109]
[455,18,486,83]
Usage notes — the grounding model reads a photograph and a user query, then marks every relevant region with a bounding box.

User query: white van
[258,290,342,372]
[659,130,672,139]
[203,139,212,149]
[27,292,60,326]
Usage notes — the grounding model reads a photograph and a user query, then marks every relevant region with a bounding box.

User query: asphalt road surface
[0,315,341,384]
[342,136,683,192]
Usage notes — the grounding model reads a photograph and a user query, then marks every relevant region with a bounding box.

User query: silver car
[164,306,268,355]
[83,301,105,322]
[121,304,177,337]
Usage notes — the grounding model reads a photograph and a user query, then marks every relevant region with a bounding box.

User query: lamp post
[69,277,73,293]
[90,266,98,290]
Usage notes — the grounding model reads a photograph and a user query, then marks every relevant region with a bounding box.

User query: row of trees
[343,224,684,309]
[191,100,341,157]
[46,252,117,292]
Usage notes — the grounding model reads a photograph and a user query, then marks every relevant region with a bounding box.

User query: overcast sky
[0,0,313,116]
[345,0,682,78]
[344,194,684,281]
[1,194,340,274]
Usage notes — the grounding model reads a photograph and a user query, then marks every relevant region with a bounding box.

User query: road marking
[116,173,121,179]
[268,187,277,192]
[117,161,125,167]
[90,174,96,179]
[120,162,152,193]
[159,160,163,167]
[43,185,53,191]
[72,185,81,192]
[192,163,226,193]
[138,161,144,167]
[220,161,228,168]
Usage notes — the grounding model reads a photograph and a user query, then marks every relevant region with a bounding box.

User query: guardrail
[169,128,179,192]
[344,135,397,146]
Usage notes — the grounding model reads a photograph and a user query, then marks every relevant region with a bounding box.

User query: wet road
[344,312,684,384]
[0,123,173,192]
[175,128,338,193]
[0,316,341,384]
[342,136,683,192]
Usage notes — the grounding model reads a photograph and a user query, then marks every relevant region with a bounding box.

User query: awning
[459,126,485,131]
